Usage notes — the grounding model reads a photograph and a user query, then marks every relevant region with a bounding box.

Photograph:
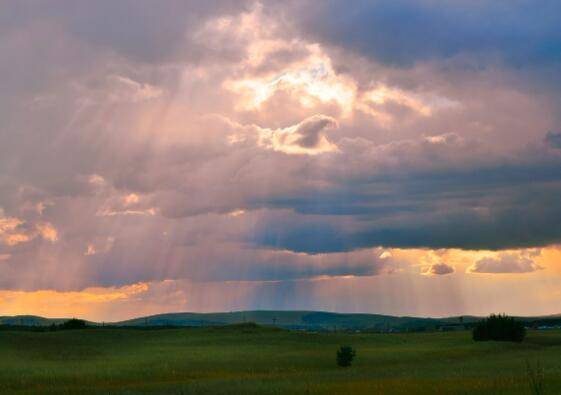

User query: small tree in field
[336,345,356,367]
[473,314,525,342]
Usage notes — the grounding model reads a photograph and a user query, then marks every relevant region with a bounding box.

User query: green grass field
[1,325,560,394]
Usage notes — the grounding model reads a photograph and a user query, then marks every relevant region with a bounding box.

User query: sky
[2,1,561,321]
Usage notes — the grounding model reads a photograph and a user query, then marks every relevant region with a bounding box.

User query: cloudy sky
[2,1,561,321]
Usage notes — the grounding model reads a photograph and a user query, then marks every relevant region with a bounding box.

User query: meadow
[1,324,560,394]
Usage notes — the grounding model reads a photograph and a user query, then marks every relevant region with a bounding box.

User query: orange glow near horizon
[1,246,560,321]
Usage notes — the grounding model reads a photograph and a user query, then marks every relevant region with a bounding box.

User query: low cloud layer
[470,251,543,274]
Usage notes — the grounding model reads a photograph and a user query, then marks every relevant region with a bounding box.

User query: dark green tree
[473,314,525,342]
[336,345,356,367]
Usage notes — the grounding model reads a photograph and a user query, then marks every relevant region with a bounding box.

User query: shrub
[472,314,525,342]
[59,318,87,330]
[336,345,356,367]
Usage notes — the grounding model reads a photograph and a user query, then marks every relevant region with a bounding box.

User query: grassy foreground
[1,325,560,394]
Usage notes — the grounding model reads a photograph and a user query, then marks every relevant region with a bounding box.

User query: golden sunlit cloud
[217,6,457,126]
[84,237,115,256]
[0,211,58,246]
[123,193,140,205]
[0,215,24,244]
[227,209,246,217]
[36,222,58,242]
[357,85,459,124]
[96,208,157,217]
[224,44,357,116]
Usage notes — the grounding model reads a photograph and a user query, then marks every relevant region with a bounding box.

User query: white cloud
[469,251,543,274]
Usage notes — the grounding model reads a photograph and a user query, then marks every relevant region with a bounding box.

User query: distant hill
[0,315,68,326]
[116,310,467,331]
[2,311,561,332]
[110,310,481,331]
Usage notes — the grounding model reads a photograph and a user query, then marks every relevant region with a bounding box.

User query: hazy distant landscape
[3,310,561,332]
[4,310,467,331]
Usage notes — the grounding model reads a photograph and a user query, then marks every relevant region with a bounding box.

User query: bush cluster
[472,314,525,342]
[336,345,356,367]
[57,319,88,330]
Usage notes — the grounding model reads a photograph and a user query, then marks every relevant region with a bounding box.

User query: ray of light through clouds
[1,0,561,320]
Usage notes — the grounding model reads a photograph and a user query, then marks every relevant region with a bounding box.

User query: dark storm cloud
[282,0,561,69]
[252,203,561,253]
[250,138,561,252]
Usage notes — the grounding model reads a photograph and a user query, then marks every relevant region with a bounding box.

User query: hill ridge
[2,310,561,331]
